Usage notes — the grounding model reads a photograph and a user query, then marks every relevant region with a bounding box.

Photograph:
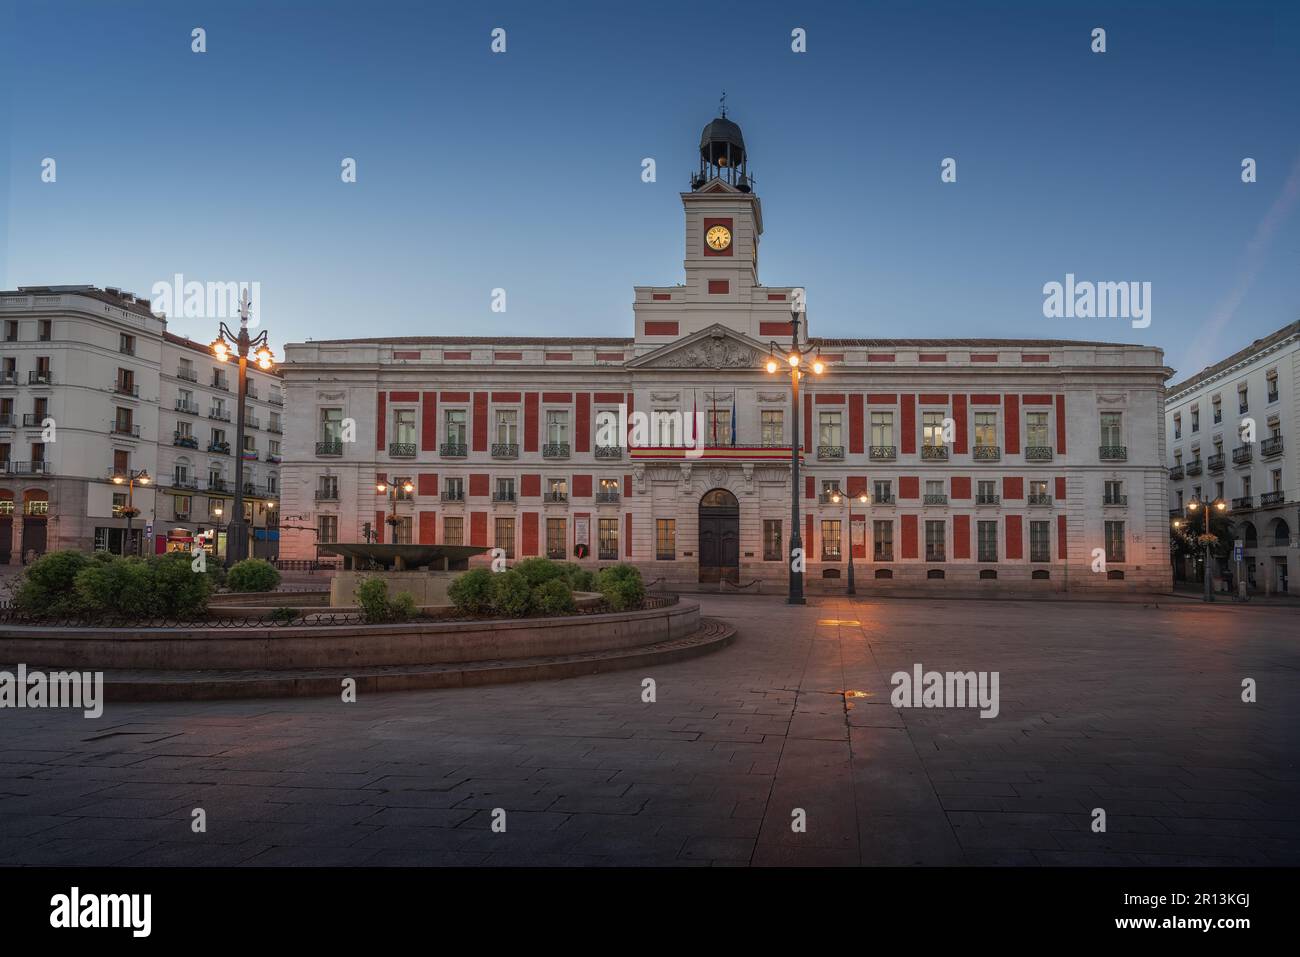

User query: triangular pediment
[629,323,767,370]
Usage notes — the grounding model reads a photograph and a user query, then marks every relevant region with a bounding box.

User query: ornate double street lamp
[209,292,275,568]
[765,294,824,605]
[376,478,415,541]
[1173,496,1228,602]
[110,468,150,556]
[829,487,870,596]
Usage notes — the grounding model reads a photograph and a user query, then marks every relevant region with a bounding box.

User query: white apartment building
[0,286,284,563]
[1165,320,1299,594]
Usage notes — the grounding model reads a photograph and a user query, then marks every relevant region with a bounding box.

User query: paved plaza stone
[1,595,1297,866]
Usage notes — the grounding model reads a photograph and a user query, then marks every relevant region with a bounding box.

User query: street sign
[145,523,154,540]
[1234,545,1243,561]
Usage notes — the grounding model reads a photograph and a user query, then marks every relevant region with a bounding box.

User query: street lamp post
[765,296,824,605]
[376,478,415,544]
[111,468,150,556]
[209,291,275,568]
[211,505,225,561]
[830,488,870,596]
[1175,496,1228,602]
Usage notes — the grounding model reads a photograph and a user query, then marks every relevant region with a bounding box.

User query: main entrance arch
[698,488,739,584]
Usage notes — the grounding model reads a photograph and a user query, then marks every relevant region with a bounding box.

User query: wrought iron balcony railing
[29,371,53,385]
[22,413,42,427]
[440,442,467,458]
[817,492,842,505]
[1099,445,1127,461]
[0,372,16,386]
[113,381,139,397]
[1207,453,1225,471]
[171,477,198,490]
[492,491,517,503]
[7,461,49,475]
[596,490,621,503]
[1027,494,1053,506]
[0,414,13,428]
[315,489,339,501]
[818,445,845,460]
[923,493,948,505]
[1185,459,1202,476]
[173,433,198,449]
[543,491,568,503]
[973,445,1001,462]
[491,442,519,459]
[869,445,896,460]
[1260,491,1285,507]
[873,493,895,505]
[209,408,231,422]
[176,367,198,382]
[389,442,416,458]
[316,440,343,456]
[112,423,140,437]
[267,422,283,433]
[921,445,947,461]
[1168,465,1184,481]
[207,478,228,493]
[595,445,622,459]
[1231,495,1253,509]
[1232,446,1252,465]
[207,441,230,454]
[975,493,1000,505]
[441,489,465,502]
[176,400,200,414]
[1261,436,1284,457]
[1024,446,1053,462]
[1104,494,1128,507]
[543,443,570,459]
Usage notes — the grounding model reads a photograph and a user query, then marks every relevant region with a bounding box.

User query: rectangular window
[763,519,783,561]
[870,411,893,447]
[1104,520,1125,563]
[974,412,998,448]
[445,409,467,444]
[821,520,842,561]
[443,516,463,546]
[1173,414,1182,440]
[495,517,515,558]
[761,410,783,446]
[873,520,893,562]
[707,408,732,446]
[925,520,945,562]
[317,514,338,544]
[977,520,998,562]
[1212,395,1221,423]
[818,411,842,448]
[393,516,413,545]
[598,517,619,560]
[1100,412,1123,447]
[977,479,997,503]
[320,407,343,442]
[495,477,515,501]
[1191,407,1199,432]
[546,410,569,444]
[393,409,416,445]
[873,479,892,503]
[1104,479,1123,504]
[546,518,567,559]
[655,519,676,560]
[1026,411,1050,447]
[444,476,464,499]
[1029,520,1051,563]
[119,332,135,355]
[922,411,945,448]
[495,409,518,444]
[652,409,681,446]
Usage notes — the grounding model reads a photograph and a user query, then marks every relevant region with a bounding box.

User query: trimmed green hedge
[596,564,646,611]
[446,558,581,618]
[15,550,213,618]
[355,577,419,623]
[226,558,281,592]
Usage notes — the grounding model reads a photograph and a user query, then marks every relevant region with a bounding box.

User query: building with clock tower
[275,112,1173,594]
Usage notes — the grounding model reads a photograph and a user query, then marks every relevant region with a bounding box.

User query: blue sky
[2,0,1297,380]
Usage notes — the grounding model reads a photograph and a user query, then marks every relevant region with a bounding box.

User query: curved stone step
[92,618,737,701]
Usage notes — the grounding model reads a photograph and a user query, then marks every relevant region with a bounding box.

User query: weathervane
[719,90,727,118]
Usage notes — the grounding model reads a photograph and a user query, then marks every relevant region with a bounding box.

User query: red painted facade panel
[522,512,539,557]
[521,474,540,497]
[420,392,437,449]
[644,321,679,336]
[1055,476,1066,500]
[707,280,729,294]
[468,473,489,497]
[594,392,624,404]
[624,474,632,499]
[971,353,998,362]
[472,392,488,451]
[867,393,897,404]
[901,514,919,559]
[803,392,812,453]
[848,393,864,453]
[953,393,968,453]
[953,514,971,559]
[1022,394,1053,405]
[575,393,591,452]
[899,476,919,499]
[389,391,419,403]
[900,394,916,454]
[524,392,539,452]
[919,353,947,362]
[442,351,471,360]
[440,391,470,402]
[1005,515,1023,559]
[1003,476,1023,500]
[1004,394,1020,454]
[846,475,868,498]
[376,392,387,451]
[950,476,971,499]
[470,511,487,547]
[1057,514,1068,559]
[624,513,632,557]
[491,392,521,403]
[815,393,845,404]
[805,476,815,500]
[542,392,572,403]
[418,511,437,544]
[759,322,789,338]
[545,353,572,361]
[493,352,522,361]
[596,352,625,361]
[1055,394,1067,453]
[572,474,592,498]
[375,510,386,544]
[970,393,1000,405]
[417,473,438,496]
[918,394,949,405]
[867,354,895,362]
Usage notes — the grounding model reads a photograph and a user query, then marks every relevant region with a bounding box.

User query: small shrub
[596,564,646,611]
[74,558,156,618]
[512,557,566,588]
[226,558,281,592]
[559,562,596,592]
[355,577,393,623]
[389,591,419,622]
[202,558,227,591]
[148,552,212,617]
[491,569,533,618]
[269,606,298,624]
[448,568,494,615]
[15,550,93,616]
[533,577,576,615]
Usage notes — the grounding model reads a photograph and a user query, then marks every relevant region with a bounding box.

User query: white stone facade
[1165,321,1299,594]
[0,286,284,562]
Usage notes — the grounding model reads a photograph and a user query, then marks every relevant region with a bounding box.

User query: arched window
[1273,519,1290,548]
[1243,522,1258,549]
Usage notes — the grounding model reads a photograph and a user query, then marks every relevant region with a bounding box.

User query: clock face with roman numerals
[705,224,732,251]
